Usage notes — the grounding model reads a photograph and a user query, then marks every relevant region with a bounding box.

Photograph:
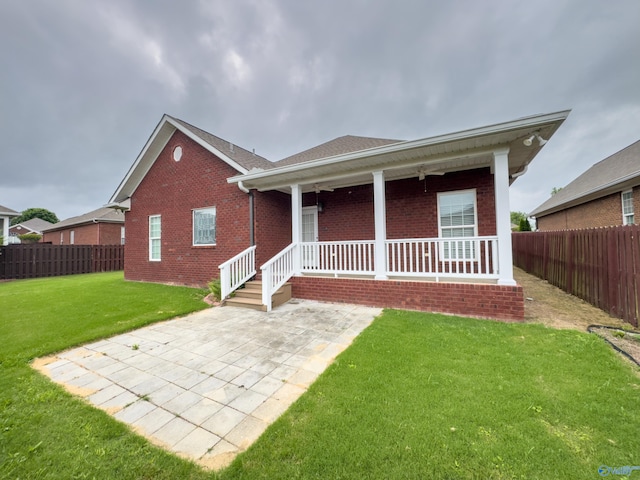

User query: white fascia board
[109,115,174,204]
[229,109,570,185]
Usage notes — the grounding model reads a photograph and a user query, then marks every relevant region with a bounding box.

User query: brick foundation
[290,276,524,321]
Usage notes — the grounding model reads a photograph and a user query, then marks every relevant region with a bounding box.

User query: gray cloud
[1,0,639,220]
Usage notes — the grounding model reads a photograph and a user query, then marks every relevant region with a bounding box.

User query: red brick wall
[254,190,291,271]
[125,130,252,287]
[42,223,123,245]
[291,276,524,321]
[536,187,638,231]
[302,168,496,241]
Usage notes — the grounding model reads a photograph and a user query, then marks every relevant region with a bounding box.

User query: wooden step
[223,281,292,311]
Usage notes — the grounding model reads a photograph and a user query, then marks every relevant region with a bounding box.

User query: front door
[301,206,318,268]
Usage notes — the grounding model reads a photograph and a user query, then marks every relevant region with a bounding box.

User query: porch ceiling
[229,110,570,193]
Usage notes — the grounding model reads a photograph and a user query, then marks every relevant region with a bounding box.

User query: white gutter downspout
[237,181,255,246]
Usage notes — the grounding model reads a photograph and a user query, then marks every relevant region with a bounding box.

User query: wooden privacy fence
[512,226,640,326]
[0,244,124,280]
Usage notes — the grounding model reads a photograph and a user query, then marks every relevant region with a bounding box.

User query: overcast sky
[2,0,639,221]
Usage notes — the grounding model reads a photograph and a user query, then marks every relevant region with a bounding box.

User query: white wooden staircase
[224,280,292,311]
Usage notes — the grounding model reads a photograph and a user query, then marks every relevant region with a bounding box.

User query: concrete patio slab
[33,299,381,470]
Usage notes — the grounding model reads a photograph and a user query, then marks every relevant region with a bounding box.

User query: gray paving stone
[162,390,203,415]
[180,397,224,426]
[214,364,245,382]
[114,399,156,423]
[173,427,221,459]
[229,369,264,389]
[201,406,247,437]
[147,382,186,405]
[132,407,175,436]
[227,390,267,415]
[89,383,126,405]
[153,417,197,448]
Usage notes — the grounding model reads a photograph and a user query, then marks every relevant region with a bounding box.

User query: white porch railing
[218,245,256,300]
[261,243,298,312]
[300,241,375,275]
[385,236,499,280]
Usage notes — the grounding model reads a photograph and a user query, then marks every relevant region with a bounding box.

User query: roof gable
[531,139,640,217]
[0,205,20,216]
[109,115,273,204]
[11,218,53,233]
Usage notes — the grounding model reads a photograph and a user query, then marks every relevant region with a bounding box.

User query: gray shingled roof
[42,207,124,231]
[168,116,275,171]
[0,205,20,216]
[12,218,53,233]
[275,135,402,167]
[531,139,640,217]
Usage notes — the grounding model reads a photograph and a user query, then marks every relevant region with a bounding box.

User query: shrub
[18,233,42,243]
[208,278,222,302]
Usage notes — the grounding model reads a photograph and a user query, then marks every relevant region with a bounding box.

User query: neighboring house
[42,207,125,245]
[8,218,53,243]
[109,111,570,320]
[531,139,640,230]
[0,205,20,246]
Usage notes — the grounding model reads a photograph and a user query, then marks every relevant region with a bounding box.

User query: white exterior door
[301,206,318,268]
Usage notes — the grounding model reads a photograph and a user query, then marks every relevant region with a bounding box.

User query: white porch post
[372,170,388,280]
[291,184,302,275]
[493,148,516,286]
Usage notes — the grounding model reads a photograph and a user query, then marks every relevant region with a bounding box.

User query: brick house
[0,205,20,245]
[42,207,125,245]
[109,111,570,321]
[8,217,53,243]
[531,139,639,230]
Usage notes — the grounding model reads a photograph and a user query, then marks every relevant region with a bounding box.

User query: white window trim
[437,189,478,260]
[149,215,161,261]
[70,230,75,245]
[192,206,217,246]
[622,189,634,225]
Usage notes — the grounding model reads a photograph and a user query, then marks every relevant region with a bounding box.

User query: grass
[2,275,640,479]
[220,311,640,479]
[0,272,212,480]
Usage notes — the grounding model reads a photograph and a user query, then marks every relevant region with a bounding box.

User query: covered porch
[221,111,569,319]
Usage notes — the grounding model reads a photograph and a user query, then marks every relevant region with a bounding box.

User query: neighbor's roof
[42,207,124,232]
[276,135,402,167]
[530,139,640,217]
[11,218,53,233]
[0,205,20,216]
[109,114,273,204]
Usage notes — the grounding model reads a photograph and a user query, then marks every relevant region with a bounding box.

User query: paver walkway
[34,300,381,470]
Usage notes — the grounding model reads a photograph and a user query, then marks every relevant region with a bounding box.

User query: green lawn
[1,272,212,480]
[2,274,639,479]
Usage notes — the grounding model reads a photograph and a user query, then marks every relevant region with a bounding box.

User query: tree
[550,186,563,196]
[10,208,59,226]
[510,211,527,227]
[518,217,532,231]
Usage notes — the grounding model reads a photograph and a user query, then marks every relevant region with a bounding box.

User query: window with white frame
[193,207,216,246]
[438,189,477,259]
[70,230,75,245]
[622,190,634,225]
[120,226,125,245]
[149,215,161,261]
